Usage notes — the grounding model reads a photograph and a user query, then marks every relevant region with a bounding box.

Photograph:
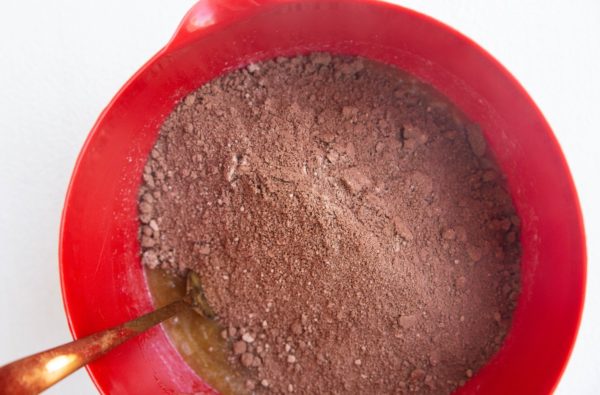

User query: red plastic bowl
[60,1,586,394]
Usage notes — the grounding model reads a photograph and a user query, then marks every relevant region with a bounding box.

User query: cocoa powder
[138,54,521,394]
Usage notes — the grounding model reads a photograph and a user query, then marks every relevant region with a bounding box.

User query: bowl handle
[165,0,266,52]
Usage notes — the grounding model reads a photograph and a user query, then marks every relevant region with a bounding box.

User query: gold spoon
[0,271,212,395]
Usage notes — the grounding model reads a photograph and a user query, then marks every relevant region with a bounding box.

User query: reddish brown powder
[138,54,520,394]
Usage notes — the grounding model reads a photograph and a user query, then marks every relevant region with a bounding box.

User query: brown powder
[138,54,520,394]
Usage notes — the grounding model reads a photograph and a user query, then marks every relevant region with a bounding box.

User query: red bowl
[60,0,586,394]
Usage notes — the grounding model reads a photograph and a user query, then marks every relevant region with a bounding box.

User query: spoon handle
[0,300,189,395]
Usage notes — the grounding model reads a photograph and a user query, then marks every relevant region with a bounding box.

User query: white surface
[0,1,598,394]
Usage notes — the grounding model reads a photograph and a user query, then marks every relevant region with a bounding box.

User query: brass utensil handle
[0,300,189,395]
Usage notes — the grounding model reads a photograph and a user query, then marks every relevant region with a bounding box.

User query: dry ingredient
[138,54,521,394]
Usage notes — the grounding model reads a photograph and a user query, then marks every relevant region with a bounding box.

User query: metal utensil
[0,271,212,395]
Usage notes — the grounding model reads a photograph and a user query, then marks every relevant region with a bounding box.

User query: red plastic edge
[59,1,587,393]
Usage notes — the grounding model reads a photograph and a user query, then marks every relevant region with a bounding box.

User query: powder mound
[138,54,521,394]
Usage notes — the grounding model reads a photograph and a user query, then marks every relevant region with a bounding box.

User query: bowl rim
[59,0,587,393]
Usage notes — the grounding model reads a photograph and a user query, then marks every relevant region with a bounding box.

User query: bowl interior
[60,1,585,394]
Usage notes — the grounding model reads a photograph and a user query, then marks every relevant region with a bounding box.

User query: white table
[1,1,598,393]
